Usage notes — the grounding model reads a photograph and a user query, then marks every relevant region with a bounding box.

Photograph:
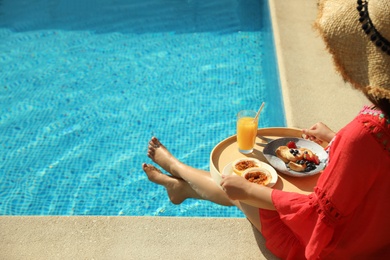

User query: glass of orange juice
[237,110,258,154]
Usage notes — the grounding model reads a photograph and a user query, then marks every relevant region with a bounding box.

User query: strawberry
[303,151,320,165]
[286,141,297,149]
[312,155,320,165]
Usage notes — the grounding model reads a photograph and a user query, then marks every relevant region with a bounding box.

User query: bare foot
[147,137,182,177]
[142,163,194,204]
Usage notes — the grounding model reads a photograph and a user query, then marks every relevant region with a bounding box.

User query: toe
[153,137,162,146]
[150,136,162,148]
[147,148,154,158]
[142,163,162,173]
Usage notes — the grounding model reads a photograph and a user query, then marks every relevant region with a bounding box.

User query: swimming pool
[0,0,285,217]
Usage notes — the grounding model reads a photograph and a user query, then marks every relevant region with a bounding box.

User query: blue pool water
[0,0,285,217]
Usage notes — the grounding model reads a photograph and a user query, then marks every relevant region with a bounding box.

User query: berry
[287,141,297,149]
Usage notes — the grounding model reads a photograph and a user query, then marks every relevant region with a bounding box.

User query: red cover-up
[259,106,390,259]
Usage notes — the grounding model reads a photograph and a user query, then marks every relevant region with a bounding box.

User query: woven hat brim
[315,0,390,100]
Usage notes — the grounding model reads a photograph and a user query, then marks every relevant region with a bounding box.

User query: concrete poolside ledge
[0,216,276,260]
[0,1,369,259]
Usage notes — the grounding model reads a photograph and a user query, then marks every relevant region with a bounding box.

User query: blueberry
[304,164,313,172]
[291,149,299,156]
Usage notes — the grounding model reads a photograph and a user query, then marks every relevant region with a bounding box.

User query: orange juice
[237,114,258,154]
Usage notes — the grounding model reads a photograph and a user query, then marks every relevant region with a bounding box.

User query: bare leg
[142,164,201,204]
[239,203,262,232]
[147,137,210,179]
[146,137,232,205]
[144,137,262,230]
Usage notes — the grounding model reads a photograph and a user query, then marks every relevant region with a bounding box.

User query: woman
[142,0,390,258]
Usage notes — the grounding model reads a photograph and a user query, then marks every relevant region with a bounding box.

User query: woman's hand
[302,122,336,144]
[220,175,252,200]
[220,174,275,210]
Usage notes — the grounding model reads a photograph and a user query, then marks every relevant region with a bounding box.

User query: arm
[220,175,275,210]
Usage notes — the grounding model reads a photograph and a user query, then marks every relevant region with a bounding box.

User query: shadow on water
[0,0,269,34]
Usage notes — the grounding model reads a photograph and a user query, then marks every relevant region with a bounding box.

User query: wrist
[326,132,336,142]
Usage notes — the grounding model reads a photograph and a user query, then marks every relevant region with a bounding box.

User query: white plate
[222,161,278,187]
[262,137,328,177]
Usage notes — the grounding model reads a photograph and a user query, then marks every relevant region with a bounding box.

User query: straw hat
[315,0,390,101]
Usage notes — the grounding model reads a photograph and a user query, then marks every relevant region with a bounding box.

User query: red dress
[259,106,390,259]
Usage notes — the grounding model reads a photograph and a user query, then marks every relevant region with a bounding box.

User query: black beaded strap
[357,0,390,55]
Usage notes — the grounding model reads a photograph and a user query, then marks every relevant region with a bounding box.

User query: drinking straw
[253,102,265,122]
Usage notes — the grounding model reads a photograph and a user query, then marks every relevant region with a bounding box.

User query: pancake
[275,146,304,163]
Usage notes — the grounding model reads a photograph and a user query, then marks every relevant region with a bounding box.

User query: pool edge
[0,216,276,259]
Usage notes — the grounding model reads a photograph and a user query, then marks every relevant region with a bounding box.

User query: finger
[220,182,227,192]
[302,129,312,137]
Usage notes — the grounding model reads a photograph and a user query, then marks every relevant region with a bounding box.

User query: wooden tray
[209,127,320,194]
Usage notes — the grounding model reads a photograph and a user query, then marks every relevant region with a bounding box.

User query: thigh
[237,202,262,232]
